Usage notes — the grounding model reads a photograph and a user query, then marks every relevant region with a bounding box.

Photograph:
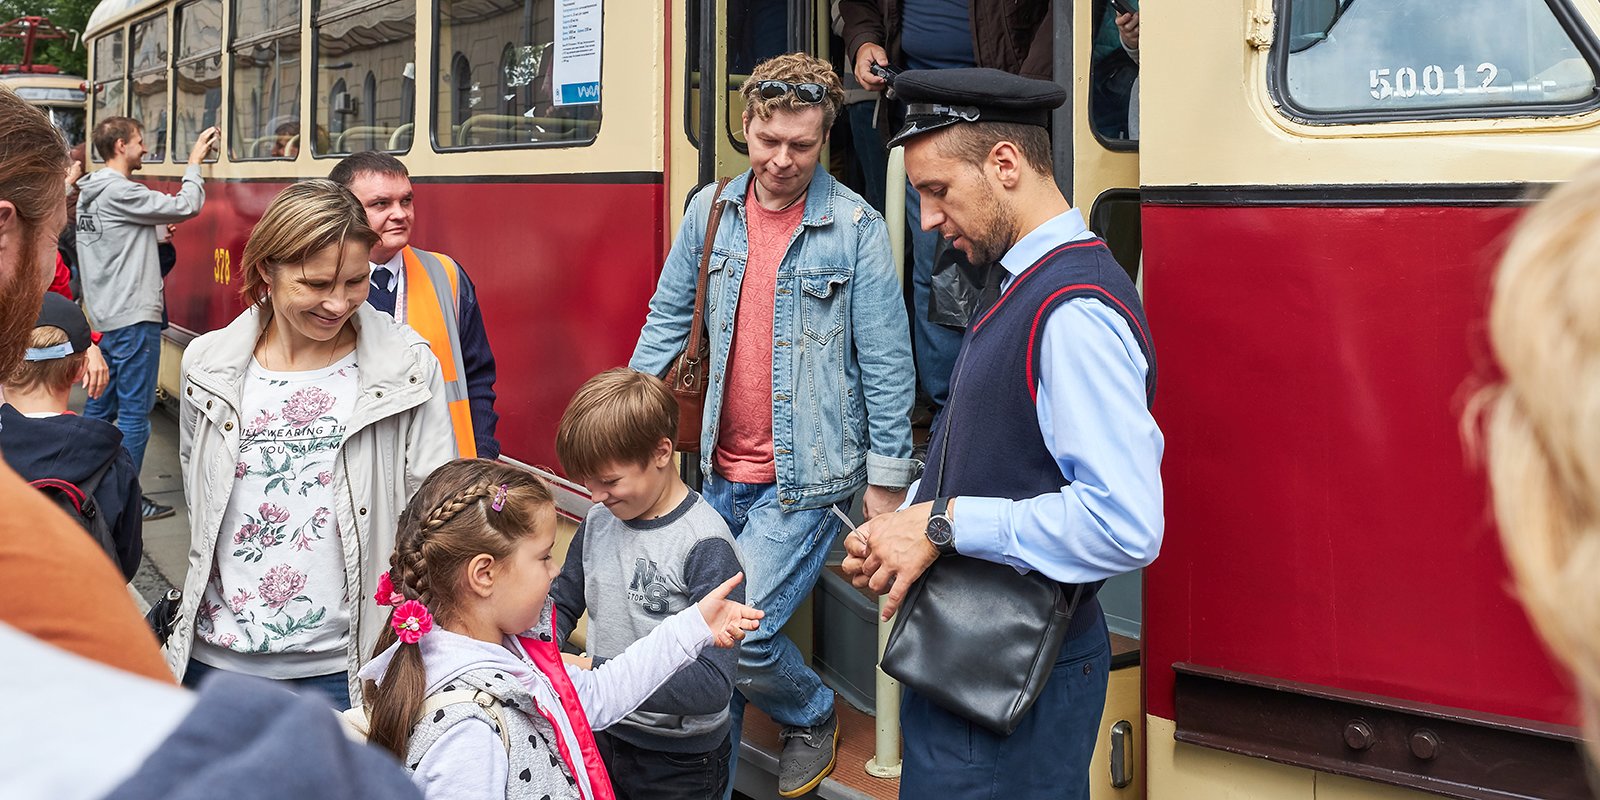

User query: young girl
[171,180,456,708]
[359,459,762,799]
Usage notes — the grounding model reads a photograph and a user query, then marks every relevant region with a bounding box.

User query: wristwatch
[926,497,956,556]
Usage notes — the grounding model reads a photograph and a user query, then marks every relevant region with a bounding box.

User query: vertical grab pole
[866,145,906,780]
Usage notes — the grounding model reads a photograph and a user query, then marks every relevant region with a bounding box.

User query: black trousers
[596,730,733,800]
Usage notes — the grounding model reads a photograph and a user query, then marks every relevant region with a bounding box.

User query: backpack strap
[337,688,512,754]
[421,689,512,753]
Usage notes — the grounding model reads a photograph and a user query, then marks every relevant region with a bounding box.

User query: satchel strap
[686,177,733,372]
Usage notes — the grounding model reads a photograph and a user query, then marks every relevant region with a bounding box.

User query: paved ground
[125,402,190,609]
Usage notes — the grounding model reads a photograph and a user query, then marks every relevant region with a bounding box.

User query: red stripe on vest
[517,606,616,800]
[971,240,1106,333]
[1025,284,1153,403]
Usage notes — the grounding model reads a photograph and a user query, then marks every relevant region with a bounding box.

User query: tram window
[1089,0,1139,147]
[230,0,301,160]
[726,0,791,148]
[433,0,600,150]
[1276,0,1600,122]
[314,0,416,155]
[90,31,125,162]
[129,14,170,162]
[174,0,222,163]
[1088,190,1142,287]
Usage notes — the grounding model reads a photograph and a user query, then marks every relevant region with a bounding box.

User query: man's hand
[82,344,109,399]
[855,42,891,91]
[861,484,906,522]
[64,160,83,190]
[1116,12,1140,50]
[188,127,220,165]
[851,501,939,620]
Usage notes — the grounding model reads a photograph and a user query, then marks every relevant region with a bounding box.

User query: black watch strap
[927,496,956,556]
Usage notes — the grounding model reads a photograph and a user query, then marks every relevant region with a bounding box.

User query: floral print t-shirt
[192,352,359,679]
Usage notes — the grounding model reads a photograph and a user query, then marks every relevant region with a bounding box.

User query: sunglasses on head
[755,80,826,104]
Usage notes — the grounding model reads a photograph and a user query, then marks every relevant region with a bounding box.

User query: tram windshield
[1281,0,1599,119]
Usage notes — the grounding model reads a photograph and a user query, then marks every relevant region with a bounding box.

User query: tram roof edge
[86,0,164,38]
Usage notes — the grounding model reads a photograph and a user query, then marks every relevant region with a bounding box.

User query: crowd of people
[6,5,1596,800]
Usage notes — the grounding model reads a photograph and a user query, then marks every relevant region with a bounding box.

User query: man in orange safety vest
[331,151,500,459]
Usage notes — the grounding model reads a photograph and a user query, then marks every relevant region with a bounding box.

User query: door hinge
[1247,9,1276,50]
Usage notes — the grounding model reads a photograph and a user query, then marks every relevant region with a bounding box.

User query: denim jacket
[631,168,918,509]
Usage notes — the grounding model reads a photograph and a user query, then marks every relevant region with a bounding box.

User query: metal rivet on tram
[1409,730,1440,760]
[1343,720,1375,751]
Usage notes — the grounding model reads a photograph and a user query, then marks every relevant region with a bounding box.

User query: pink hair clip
[391,599,434,644]
[374,571,405,606]
[491,483,509,512]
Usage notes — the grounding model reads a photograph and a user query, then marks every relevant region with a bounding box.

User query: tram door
[1060,1,1148,797]
[1139,1,1600,799]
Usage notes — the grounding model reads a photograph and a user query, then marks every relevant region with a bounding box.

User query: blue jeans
[84,321,162,471]
[183,657,351,710]
[702,472,842,797]
[847,101,887,214]
[899,607,1111,799]
[905,182,964,413]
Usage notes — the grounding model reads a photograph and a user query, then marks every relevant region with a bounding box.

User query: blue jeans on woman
[184,658,351,710]
[84,321,162,471]
[702,471,843,797]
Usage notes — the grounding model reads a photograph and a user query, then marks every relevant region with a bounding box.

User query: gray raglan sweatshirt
[74,164,205,331]
[551,490,745,754]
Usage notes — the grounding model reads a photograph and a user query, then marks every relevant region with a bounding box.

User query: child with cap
[1,293,144,579]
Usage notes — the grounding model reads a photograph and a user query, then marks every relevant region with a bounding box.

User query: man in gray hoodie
[74,117,217,520]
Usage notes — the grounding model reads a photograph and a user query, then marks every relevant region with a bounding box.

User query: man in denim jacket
[631,53,917,798]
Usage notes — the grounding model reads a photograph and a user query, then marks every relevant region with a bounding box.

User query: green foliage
[0,0,100,76]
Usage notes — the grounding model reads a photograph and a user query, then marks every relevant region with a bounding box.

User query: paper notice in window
[553,0,602,106]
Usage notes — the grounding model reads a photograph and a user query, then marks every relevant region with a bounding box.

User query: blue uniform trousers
[899,609,1110,799]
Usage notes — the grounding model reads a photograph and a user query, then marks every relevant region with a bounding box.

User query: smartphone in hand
[1108,0,1135,15]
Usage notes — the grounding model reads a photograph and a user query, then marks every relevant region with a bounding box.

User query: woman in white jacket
[169,180,456,707]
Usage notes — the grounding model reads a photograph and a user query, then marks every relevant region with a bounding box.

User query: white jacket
[168,304,458,703]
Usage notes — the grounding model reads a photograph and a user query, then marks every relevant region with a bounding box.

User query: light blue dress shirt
[913,209,1165,584]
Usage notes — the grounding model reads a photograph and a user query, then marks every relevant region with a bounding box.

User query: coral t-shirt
[0,459,172,682]
[714,186,805,484]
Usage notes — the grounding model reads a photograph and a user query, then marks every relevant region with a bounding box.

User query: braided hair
[364,458,556,759]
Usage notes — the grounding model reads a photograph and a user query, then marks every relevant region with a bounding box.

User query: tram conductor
[330,152,500,459]
[843,69,1164,799]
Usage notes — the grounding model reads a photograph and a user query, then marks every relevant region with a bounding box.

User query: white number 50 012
[1369,62,1499,100]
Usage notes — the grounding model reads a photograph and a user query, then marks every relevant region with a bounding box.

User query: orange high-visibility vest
[400,245,476,459]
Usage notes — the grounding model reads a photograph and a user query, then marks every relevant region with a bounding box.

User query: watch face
[927,516,954,546]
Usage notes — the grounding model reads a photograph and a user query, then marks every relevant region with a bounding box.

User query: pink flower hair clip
[374,572,405,607]
[391,599,434,644]
[491,483,509,512]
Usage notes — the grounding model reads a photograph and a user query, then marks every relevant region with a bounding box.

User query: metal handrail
[866,145,906,781]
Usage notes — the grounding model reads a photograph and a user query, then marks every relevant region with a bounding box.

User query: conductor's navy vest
[913,238,1156,636]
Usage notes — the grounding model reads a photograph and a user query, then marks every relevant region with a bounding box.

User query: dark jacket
[0,404,142,579]
[104,671,423,800]
[839,0,1055,140]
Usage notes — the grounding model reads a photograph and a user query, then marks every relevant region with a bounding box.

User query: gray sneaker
[777,708,838,797]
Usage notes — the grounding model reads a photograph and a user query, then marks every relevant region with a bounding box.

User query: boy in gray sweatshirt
[74,117,217,520]
[551,368,745,800]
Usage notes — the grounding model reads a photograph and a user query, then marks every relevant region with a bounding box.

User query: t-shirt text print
[193,353,360,679]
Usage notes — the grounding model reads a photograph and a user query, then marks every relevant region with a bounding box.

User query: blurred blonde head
[1481,158,1600,739]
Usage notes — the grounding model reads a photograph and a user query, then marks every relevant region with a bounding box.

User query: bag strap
[935,270,1088,619]
[422,688,512,754]
[686,178,733,362]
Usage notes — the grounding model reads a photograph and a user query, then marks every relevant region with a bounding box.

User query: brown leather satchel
[664,178,732,452]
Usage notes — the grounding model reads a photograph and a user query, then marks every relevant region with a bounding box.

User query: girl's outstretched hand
[697,573,764,648]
